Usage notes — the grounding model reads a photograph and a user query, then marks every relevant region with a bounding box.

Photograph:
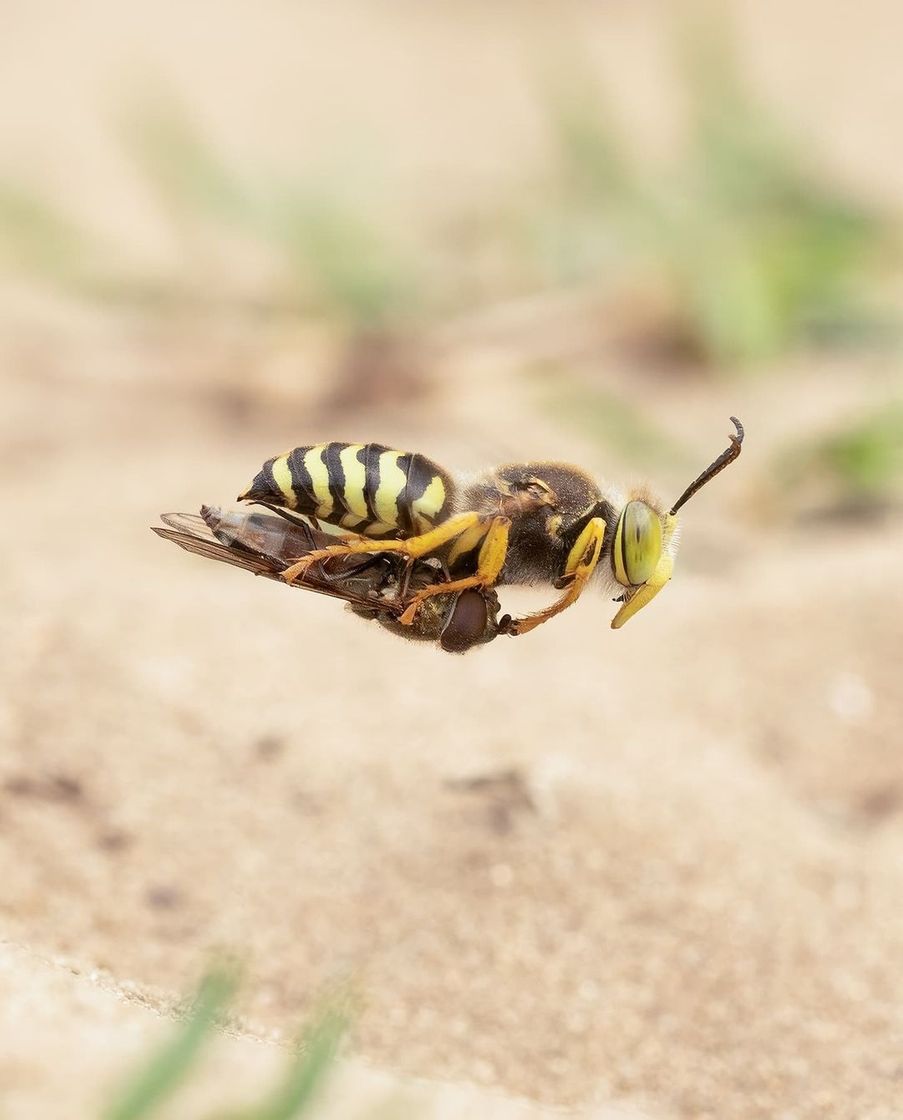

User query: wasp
[154,506,501,653]
[237,416,744,635]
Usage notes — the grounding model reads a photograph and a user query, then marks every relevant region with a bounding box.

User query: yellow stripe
[339,444,369,519]
[271,455,297,509]
[411,475,446,530]
[364,521,395,537]
[304,445,333,518]
[374,451,407,527]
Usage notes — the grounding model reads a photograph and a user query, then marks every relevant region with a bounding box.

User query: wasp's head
[610,417,744,629]
[610,498,678,628]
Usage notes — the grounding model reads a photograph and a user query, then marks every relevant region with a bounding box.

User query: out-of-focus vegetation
[530,367,689,469]
[103,968,349,1120]
[0,180,98,287]
[776,401,903,516]
[125,100,419,332]
[536,34,896,368]
[1,25,897,383]
[1,20,900,508]
[104,969,240,1120]
[122,98,432,409]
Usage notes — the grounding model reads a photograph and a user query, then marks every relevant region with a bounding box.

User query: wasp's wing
[153,510,409,615]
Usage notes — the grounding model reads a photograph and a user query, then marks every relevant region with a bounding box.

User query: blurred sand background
[1,2,902,1118]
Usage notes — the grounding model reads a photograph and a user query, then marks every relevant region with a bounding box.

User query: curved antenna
[669,417,744,516]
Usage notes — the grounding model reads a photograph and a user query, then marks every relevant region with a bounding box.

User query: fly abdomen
[239,442,454,538]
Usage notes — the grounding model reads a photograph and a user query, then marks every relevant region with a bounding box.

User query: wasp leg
[281,512,486,586]
[397,516,511,626]
[505,517,606,637]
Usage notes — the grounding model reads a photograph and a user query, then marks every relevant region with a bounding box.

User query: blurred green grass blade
[672,222,788,365]
[270,190,416,327]
[536,18,896,370]
[535,68,652,287]
[817,405,903,496]
[215,1005,348,1120]
[533,371,688,469]
[123,94,418,326]
[545,79,634,209]
[124,98,253,227]
[0,180,87,283]
[103,967,239,1120]
[777,402,903,510]
[678,17,892,363]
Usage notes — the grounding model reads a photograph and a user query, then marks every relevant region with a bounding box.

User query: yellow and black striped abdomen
[239,442,454,538]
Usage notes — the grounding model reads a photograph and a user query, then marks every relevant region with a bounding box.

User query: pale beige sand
[2,940,649,1120]
[2,3,903,1117]
[1,307,901,1119]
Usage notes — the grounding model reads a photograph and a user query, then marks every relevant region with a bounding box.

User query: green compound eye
[614,500,662,587]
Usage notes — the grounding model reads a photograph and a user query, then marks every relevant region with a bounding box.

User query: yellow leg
[281,512,484,585]
[506,517,606,637]
[398,516,511,625]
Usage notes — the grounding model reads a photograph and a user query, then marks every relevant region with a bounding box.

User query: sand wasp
[154,506,502,653]
[236,416,744,635]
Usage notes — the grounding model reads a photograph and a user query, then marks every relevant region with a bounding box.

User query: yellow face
[613,500,663,587]
[608,416,743,628]
[610,501,676,629]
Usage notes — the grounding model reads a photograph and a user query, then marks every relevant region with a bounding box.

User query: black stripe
[239,459,277,503]
[262,458,278,499]
[396,452,415,534]
[404,453,434,504]
[362,443,388,524]
[325,442,349,515]
[287,446,317,512]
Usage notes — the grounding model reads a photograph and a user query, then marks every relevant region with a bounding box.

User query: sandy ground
[3,941,645,1120]
[1,298,902,1120]
[2,3,903,1118]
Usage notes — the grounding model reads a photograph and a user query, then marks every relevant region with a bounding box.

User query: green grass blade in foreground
[214,1005,348,1120]
[103,967,239,1120]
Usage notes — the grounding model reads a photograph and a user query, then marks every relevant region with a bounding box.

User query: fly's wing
[201,504,325,560]
[154,513,282,578]
[154,508,503,651]
[153,510,409,616]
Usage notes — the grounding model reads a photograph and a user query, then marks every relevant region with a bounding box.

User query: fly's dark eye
[440,590,489,653]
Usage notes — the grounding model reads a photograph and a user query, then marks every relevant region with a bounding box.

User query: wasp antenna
[669,416,744,516]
